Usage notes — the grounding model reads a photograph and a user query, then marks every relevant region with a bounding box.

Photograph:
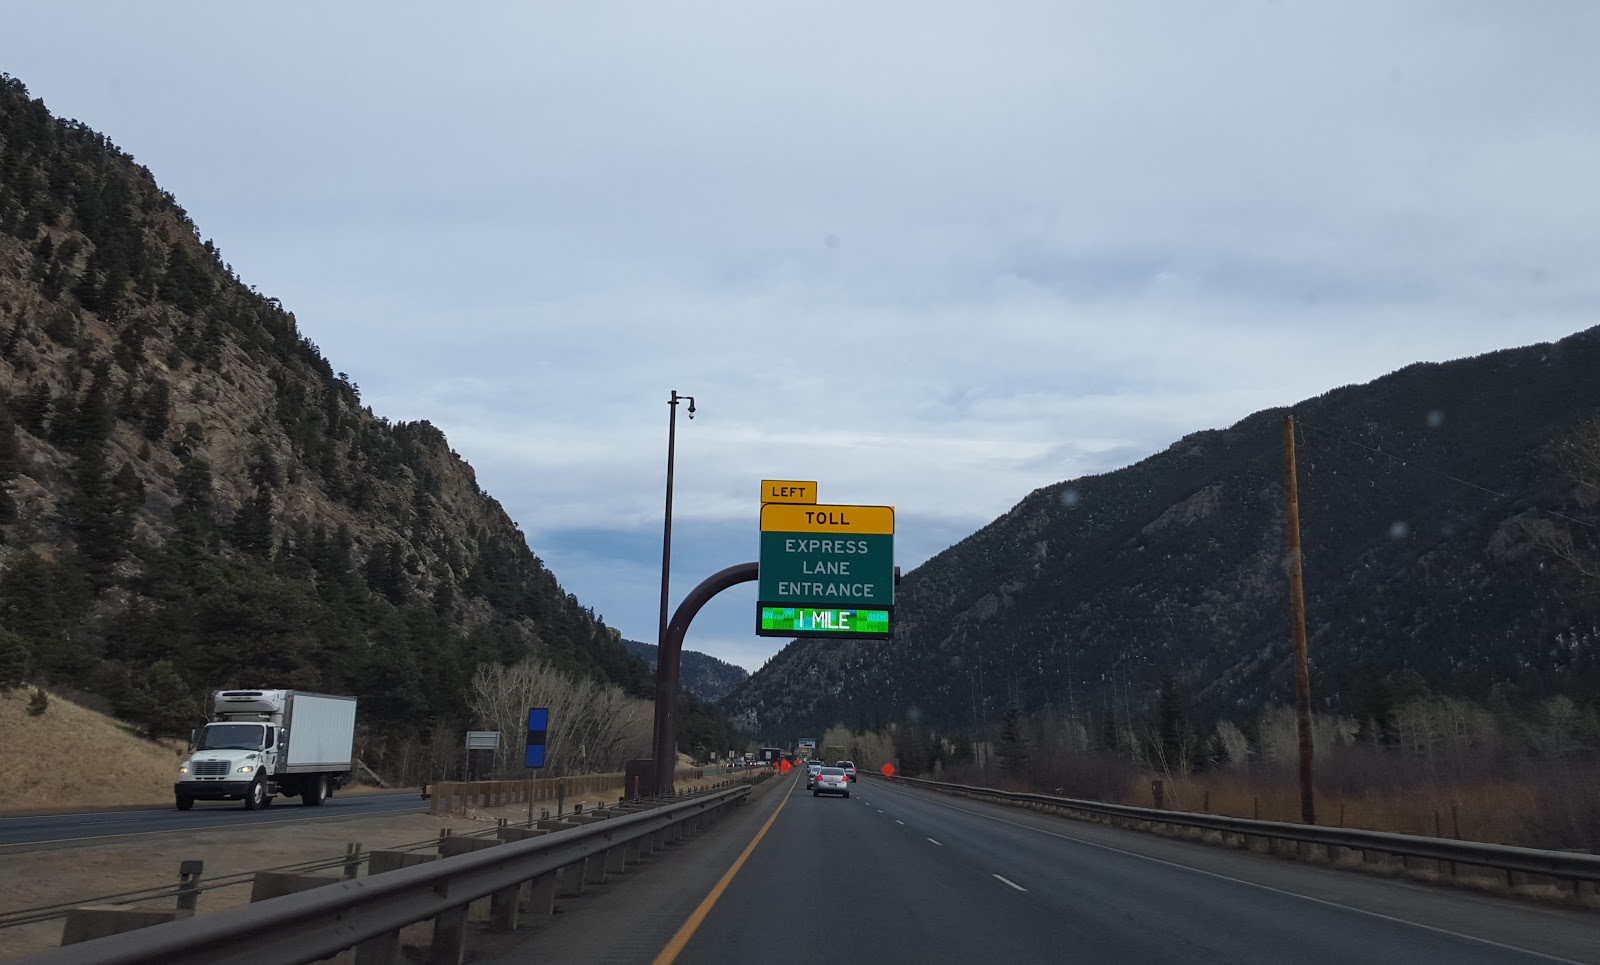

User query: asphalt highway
[0,789,424,852]
[663,775,1600,965]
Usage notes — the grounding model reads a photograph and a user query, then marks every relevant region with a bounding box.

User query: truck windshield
[197,724,265,751]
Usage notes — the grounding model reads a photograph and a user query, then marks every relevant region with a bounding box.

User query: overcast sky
[4,2,1596,672]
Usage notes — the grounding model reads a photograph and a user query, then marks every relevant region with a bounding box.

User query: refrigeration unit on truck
[175,690,357,811]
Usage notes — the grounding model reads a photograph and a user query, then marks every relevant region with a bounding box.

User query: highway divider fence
[426,768,706,816]
[882,774,1600,899]
[16,781,752,964]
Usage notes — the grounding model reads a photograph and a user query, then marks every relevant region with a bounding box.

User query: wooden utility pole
[1283,414,1316,825]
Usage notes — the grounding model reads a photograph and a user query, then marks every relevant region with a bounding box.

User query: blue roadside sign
[526,708,548,768]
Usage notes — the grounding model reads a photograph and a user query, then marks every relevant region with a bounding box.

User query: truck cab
[178,720,281,809]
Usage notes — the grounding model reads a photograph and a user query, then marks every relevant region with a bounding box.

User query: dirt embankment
[0,689,190,812]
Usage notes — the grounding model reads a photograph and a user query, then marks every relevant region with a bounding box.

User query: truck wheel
[244,777,266,810]
[175,796,193,811]
[302,775,327,806]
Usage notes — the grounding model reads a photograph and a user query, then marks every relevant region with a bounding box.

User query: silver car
[813,766,850,797]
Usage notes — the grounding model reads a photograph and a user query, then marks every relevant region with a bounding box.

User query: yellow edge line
[654,775,797,964]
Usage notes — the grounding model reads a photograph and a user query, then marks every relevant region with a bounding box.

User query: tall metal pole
[1283,414,1316,825]
[651,391,692,791]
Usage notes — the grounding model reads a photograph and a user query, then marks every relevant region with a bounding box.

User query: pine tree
[1157,671,1185,773]
[0,406,18,525]
[15,380,51,436]
[68,443,132,580]
[140,378,170,441]
[998,705,1031,781]
[120,660,200,738]
[230,488,274,558]
[0,319,24,359]
[68,358,116,450]
[172,456,217,552]
[0,628,29,691]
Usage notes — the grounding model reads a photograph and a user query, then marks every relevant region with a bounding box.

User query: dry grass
[0,688,189,812]
[1143,774,1583,849]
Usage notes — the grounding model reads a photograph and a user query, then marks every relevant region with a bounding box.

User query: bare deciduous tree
[467,659,651,777]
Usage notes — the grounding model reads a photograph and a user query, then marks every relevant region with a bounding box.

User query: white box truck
[174,690,357,811]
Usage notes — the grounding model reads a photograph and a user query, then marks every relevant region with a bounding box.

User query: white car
[813,767,850,797]
[806,761,823,788]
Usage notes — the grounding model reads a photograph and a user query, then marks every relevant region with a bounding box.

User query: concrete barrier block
[250,872,340,903]
[499,827,551,843]
[439,836,502,859]
[62,906,181,945]
[367,851,437,876]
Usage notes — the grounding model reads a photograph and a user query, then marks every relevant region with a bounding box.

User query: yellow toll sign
[760,503,894,534]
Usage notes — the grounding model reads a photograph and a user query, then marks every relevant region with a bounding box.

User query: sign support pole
[651,562,758,795]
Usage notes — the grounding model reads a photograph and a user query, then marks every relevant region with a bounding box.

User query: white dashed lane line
[993,874,1028,892]
[927,838,942,846]
[895,820,904,825]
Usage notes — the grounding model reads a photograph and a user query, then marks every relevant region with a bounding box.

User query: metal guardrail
[884,775,1600,890]
[16,783,751,965]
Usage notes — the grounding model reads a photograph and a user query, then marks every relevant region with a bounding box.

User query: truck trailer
[175,690,357,810]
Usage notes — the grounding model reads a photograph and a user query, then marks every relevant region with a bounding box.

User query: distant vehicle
[175,690,356,811]
[813,766,850,797]
[835,760,858,782]
[806,761,824,788]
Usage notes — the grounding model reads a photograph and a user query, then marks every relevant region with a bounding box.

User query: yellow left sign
[760,480,818,505]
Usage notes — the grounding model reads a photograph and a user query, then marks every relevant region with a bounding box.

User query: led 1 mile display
[758,605,892,638]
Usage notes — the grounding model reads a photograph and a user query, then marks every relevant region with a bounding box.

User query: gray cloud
[4,1,1595,668]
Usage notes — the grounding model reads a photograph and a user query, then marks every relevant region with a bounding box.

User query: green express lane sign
[757,503,894,638]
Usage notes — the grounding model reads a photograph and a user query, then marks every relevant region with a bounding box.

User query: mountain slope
[622,639,748,703]
[0,73,649,770]
[724,328,1600,737]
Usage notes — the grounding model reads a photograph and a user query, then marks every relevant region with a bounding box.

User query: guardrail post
[584,852,608,886]
[345,842,362,880]
[525,872,558,919]
[175,860,203,917]
[557,863,585,897]
[354,929,402,965]
[606,845,627,874]
[430,904,469,964]
[490,883,520,931]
